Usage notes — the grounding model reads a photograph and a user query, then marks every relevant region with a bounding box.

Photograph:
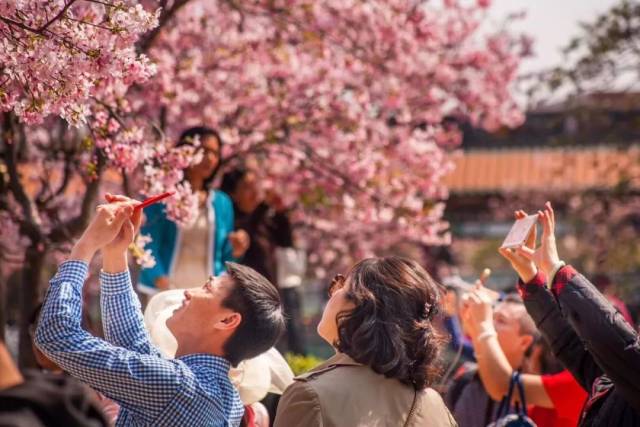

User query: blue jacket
[138,190,236,289]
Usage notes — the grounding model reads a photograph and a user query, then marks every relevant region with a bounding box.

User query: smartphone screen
[501,214,538,249]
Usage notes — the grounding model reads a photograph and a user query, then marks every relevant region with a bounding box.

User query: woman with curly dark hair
[274,256,457,426]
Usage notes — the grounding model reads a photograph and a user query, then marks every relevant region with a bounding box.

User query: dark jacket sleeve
[551,266,640,411]
[517,271,599,391]
[268,208,293,248]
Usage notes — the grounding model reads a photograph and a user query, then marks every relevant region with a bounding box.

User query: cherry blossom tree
[0,0,527,364]
[142,0,528,274]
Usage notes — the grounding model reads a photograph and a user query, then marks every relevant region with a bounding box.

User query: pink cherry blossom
[1,0,528,275]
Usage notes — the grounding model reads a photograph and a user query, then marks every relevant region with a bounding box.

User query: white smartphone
[501,214,538,249]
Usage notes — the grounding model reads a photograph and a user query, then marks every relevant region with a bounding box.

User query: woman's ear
[215,312,242,331]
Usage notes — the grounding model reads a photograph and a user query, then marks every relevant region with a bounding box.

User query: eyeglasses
[328,274,346,297]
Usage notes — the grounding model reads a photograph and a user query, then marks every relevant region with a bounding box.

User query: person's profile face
[494,302,529,360]
[317,274,355,346]
[166,275,236,339]
[234,172,260,213]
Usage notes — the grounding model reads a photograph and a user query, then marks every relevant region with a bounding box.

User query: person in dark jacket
[221,167,306,355]
[499,202,640,426]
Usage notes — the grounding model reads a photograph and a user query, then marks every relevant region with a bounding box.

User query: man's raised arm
[33,203,198,423]
[99,194,160,356]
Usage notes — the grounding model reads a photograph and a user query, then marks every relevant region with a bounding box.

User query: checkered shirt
[35,261,244,426]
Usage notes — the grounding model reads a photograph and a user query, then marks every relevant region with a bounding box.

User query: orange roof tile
[444,146,640,193]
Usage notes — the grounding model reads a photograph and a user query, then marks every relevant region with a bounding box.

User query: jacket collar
[295,352,362,381]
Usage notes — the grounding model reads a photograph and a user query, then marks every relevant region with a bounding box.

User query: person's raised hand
[103,194,142,256]
[498,210,538,283]
[461,285,495,340]
[473,268,500,302]
[104,194,141,227]
[70,203,133,262]
[154,276,171,290]
[515,202,561,278]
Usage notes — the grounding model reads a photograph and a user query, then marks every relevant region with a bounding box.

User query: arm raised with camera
[34,202,187,420]
[100,194,161,356]
[499,207,600,392]
[462,281,554,407]
[515,203,640,411]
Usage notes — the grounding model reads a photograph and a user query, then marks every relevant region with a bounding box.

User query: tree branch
[0,15,36,33]
[49,148,106,243]
[39,0,78,33]
[137,0,192,53]
[0,113,42,242]
[0,0,77,34]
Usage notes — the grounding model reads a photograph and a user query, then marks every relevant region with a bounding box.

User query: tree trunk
[18,243,46,369]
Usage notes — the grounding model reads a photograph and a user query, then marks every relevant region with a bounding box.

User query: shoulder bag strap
[514,371,529,416]
[403,388,418,427]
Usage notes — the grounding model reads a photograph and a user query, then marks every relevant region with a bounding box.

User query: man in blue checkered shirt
[35,196,285,426]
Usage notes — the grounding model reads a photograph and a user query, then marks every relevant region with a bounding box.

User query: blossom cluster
[0,1,158,125]
[2,0,528,273]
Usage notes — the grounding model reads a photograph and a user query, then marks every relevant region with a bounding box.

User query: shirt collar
[178,353,231,372]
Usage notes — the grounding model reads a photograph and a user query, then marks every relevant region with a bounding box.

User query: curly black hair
[335,256,446,389]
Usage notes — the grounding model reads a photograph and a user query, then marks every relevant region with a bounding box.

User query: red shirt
[529,370,588,427]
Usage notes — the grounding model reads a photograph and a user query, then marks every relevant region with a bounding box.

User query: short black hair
[220,167,248,196]
[177,126,223,188]
[221,262,284,366]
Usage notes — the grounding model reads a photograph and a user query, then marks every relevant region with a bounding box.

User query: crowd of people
[0,126,639,427]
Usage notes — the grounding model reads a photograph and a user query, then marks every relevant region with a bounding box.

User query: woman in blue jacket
[139,127,249,292]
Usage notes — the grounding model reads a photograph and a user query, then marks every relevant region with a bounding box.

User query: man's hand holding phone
[461,273,497,340]
[498,210,538,283]
[498,202,562,283]
[460,268,498,337]
[514,202,563,280]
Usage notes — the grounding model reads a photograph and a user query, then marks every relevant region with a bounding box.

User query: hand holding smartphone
[501,214,538,249]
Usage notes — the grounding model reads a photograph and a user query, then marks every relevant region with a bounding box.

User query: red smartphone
[134,191,175,211]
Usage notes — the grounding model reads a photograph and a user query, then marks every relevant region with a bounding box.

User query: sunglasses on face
[328,274,346,297]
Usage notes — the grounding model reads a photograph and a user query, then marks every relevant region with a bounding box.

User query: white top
[171,203,212,289]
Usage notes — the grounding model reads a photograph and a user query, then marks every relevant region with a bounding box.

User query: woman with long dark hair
[274,256,457,426]
[138,126,249,292]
